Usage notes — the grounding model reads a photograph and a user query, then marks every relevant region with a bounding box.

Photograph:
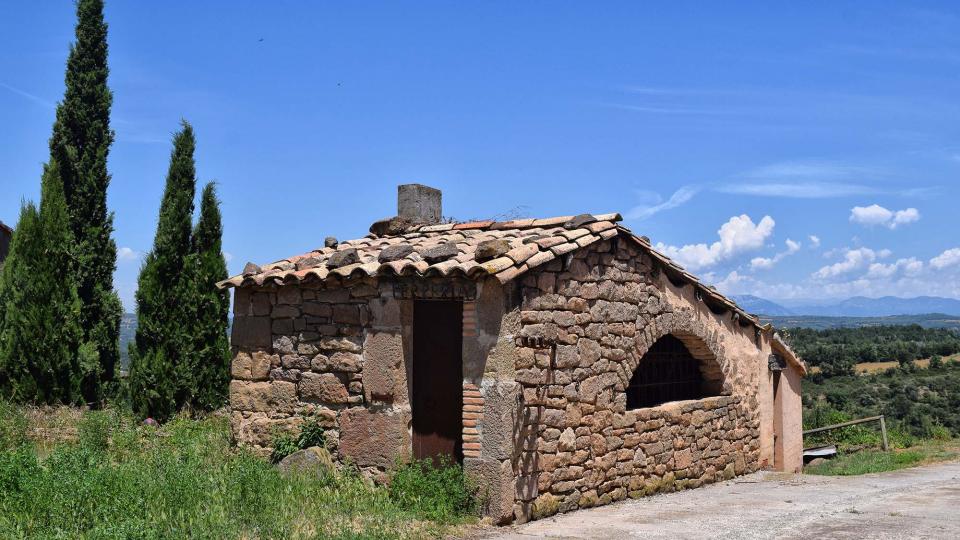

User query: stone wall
[230,278,411,471]
[512,238,764,522]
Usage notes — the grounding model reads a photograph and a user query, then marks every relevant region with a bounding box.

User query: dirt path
[479,461,960,540]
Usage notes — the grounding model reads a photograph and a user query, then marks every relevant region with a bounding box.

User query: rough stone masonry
[222,185,805,525]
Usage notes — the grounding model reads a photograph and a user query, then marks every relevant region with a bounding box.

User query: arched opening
[626,334,723,409]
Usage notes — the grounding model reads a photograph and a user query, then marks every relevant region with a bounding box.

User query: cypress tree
[0,162,86,404]
[48,0,122,402]
[188,183,231,411]
[128,123,197,420]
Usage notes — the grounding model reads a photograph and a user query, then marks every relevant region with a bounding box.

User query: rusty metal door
[412,300,463,464]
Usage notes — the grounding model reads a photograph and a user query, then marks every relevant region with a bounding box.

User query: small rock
[420,242,458,263]
[242,262,261,275]
[277,446,336,477]
[327,248,359,269]
[369,216,414,237]
[564,213,597,230]
[324,236,338,248]
[378,244,414,263]
[295,256,321,270]
[475,239,511,261]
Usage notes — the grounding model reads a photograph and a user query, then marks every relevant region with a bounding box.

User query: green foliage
[127,126,231,420]
[187,183,231,411]
[803,362,960,439]
[298,417,327,449]
[270,417,328,463]
[388,458,479,522]
[49,0,122,403]
[0,165,89,405]
[0,409,470,538]
[787,324,960,378]
[0,400,28,451]
[805,448,927,476]
[271,432,300,463]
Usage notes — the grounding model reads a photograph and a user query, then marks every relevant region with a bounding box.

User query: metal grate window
[627,334,714,409]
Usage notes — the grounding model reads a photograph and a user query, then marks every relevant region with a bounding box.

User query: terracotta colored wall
[777,365,803,473]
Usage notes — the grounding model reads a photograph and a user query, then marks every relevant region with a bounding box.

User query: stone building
[220,184,805,524]
[0,221,12,267]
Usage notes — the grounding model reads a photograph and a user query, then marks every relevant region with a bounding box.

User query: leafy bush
[298,417,326,449]
[388,458,479,522]
[270,431,300,463]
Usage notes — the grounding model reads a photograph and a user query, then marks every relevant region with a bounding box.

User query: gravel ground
[478,460,960,540]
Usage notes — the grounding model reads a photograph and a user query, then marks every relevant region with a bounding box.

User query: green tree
[48,0,122,403]
[188,183,231,411]
[0,163,89,404]
[128,123,198,420]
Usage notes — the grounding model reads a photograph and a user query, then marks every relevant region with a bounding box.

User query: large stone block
[232,351,276,381]
[466,457,515,524]
[299,372,349,404]
[480,380,521,461]
[233,412,303,447]
[232,316,272,349]
[362,331,406,403]
[339,407,411,469]
[229,380,297,413]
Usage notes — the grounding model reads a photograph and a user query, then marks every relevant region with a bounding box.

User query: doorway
[412,300,463,464]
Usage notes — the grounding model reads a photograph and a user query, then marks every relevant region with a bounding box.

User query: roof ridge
[412,212,622,234]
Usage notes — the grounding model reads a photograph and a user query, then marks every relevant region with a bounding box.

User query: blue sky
[2,1,959,311]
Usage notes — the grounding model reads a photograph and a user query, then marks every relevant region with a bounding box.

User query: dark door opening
[412,300,463,464]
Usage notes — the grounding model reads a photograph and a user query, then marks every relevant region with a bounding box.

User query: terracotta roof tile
[217,212,768,333]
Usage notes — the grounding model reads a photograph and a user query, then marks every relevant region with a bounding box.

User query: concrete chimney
[398,184,442,225]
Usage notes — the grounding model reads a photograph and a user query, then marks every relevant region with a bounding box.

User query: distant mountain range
[731,295,960,318]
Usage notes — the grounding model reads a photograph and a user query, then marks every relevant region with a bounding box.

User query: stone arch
[617,310,731,397]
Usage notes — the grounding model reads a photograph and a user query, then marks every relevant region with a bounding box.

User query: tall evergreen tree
[49,0,122,402]
[188,183,231,411]
[0,163,87,404]
[128,123,198,420]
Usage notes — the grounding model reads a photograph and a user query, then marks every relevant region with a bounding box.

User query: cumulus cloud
[626,186,700,221]
[655,214,775,271]
[808,235,821,249]
[849,204,920,229]
[865,257,923,279]
[812,247,888,280]
[117,247,141,262]
[750,238,801,270]
[930,248,960,270]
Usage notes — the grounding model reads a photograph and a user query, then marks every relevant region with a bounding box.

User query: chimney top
[397,184,442,225]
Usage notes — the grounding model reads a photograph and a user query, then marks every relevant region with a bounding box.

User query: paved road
[481,461,960,540]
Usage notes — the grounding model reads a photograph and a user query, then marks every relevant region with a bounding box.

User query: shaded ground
[479,461,960,539]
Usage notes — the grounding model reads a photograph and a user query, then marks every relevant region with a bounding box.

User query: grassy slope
[0,404,475,540]
[805,440,960,476]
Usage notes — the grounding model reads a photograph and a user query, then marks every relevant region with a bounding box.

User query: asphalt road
[481,461,960,540]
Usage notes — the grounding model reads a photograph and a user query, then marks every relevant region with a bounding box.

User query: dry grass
[809,354,960,375]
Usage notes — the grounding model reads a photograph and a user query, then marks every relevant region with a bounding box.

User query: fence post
[880,415,889,452]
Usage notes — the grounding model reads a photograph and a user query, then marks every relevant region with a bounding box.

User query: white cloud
[865,257,923,279]
[750,238,802,270]
[930,248,960,270]
[717,182,879,198]
[812,247,885,280]
[626,186,699,220]
[808,235,821,249]
[223,251,234,262]
[655,214,775,270]
[849,204,920,229]
[117,247,141,262]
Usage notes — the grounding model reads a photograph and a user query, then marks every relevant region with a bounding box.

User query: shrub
[298,416,326,449]
[388,458,479,522]
[270,431,299,463]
